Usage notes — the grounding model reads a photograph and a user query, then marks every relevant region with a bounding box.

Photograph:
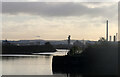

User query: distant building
[2,40,44,46]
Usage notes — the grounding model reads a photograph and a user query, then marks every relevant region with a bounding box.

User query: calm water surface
[2,49,68,75]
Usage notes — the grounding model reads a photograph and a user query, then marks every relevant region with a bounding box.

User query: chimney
[106,20,108,41]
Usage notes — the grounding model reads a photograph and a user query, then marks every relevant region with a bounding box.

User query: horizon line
[1,38,98,41]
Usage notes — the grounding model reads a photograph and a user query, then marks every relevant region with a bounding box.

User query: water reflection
[2,55,53,75]
[2,49,68,75]
[2,74,118,77]
[2,55,118,77]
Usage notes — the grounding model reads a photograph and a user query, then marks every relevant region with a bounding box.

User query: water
[1,49,118,77]
[2,49,68,75]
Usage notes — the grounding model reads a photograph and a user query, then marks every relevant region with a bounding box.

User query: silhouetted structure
[109,36,112,41]
[106,20,108,41]
[116,33,118,41]
[114,35,116,42]
[68,35,71,49]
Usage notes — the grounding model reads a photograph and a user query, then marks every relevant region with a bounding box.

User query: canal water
[2,49,69,75]
[1,49,118,77]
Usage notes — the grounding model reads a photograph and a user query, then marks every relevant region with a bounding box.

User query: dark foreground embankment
[52,56,89,74]
[52,46,118,75]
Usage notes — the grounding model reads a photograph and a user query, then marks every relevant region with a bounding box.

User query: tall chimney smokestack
[106,20,108,41]
[116,33,118,41]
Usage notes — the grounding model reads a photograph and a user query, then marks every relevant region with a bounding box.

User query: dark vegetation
[2,42,56,54]
[53,38,118,75]
[67,46,82,56]
[81,42,118,75]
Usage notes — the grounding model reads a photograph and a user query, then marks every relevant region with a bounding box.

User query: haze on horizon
[2,2,118,41]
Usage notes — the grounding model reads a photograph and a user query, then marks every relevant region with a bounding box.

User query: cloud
[2,13,118,40]
[2,0,119,2]
[2,2,117,18]
[2,2,118,40]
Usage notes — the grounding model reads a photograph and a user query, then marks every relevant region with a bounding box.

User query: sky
[1,2,118,41]
[1,0,119,2]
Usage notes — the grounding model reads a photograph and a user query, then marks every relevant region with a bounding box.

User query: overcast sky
[2,2,118,41]
[1,0,119,2]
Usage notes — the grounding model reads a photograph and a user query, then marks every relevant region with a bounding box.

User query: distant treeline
[2,42,56,54]
[53,44,72,49]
